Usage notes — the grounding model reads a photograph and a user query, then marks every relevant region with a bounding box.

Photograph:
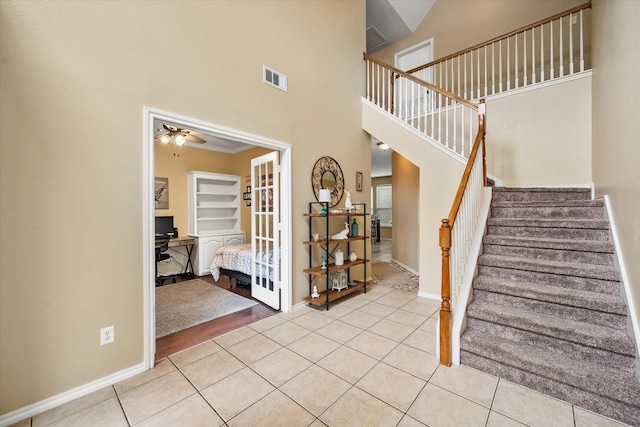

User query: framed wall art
[155,177,169,209]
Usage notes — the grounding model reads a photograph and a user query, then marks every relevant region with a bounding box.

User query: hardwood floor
[155,274,278,361]
[156,240,392,361]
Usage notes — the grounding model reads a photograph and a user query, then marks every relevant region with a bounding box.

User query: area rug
[156,279,258,338]
[371,261,419,293]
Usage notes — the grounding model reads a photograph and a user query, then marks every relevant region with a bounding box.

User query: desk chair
[155,236,171,285]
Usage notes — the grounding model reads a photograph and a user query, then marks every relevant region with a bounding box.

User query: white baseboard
[604,195,640,356]
[391,259,418,276]
[0,363,146,427]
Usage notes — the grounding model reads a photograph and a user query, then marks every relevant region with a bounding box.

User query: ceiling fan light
[160,134,170,144]
[175,134,186,146]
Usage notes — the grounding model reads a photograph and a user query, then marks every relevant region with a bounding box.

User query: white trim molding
[604,195,640,356]
[0,364,145,427]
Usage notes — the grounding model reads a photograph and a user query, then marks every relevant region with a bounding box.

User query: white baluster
[491,43,495,95]
[559,16,564,76]
[550,20,554,79]
[484,46,488,98]
[477,48,481,99]
[457,56,461,97]
[579,9,584,71]
[515,33,519,88]
[464,52,468,99]
[523,30,528,86]
[569,13,574,74]
[541,23,545,81]
[499,40,503,92]
[365,60,370,101]
[507,36,511,90]
[532,26,536,84]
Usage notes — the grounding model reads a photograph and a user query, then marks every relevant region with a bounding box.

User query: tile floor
[15,284,629,427]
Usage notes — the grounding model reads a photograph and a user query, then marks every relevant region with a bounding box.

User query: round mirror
[321,171,336,190]
[312,156,344,207]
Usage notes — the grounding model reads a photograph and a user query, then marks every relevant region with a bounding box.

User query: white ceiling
[156,1,434,177]
[366,0,435,53]
[154,120,254,154]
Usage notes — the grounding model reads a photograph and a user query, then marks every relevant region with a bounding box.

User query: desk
[156,236,196,284]
[168,236,196,276]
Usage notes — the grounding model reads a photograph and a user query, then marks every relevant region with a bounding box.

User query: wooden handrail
[406,1,592,75]
[363,53,478,110]
[439,99,486,366]
[446,101,486,222]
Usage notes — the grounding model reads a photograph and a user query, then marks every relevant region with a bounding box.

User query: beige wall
[363,102,464,297]
[0,0,367,415]
[392,153,419,272]
[592,0,640,341]
[487,76,592,186]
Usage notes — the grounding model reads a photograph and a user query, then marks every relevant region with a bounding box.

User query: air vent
[366,26,388,53]
[263,65,288,92]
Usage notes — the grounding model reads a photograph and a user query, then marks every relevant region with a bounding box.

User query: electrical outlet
[100,326,114,345]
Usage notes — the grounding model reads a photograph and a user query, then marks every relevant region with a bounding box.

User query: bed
[210,243,276,289]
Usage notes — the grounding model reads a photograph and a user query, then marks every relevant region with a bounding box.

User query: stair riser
[460,351,640,427]
[483,244,616,266]
[491,206,605,219]
[492,190,591,202]
[472,290,627,330]
[477,265,620,295]
[487,225,609,240]
[463,318,637,373]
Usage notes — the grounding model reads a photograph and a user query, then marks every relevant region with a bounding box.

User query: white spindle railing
[414,2,591,100]
[448,144,485,314]
[364,55,480,161]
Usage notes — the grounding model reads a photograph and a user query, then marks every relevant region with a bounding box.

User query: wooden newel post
[439,218,452,366]
[479,98,487,187]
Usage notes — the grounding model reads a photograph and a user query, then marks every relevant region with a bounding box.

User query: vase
[351,218,358,237]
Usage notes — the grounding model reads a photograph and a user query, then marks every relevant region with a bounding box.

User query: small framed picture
[356,172,363,192]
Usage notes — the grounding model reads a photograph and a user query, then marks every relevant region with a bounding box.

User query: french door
[250,151,280,309]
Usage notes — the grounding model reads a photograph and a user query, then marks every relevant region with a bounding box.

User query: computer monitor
[155,216,174,236]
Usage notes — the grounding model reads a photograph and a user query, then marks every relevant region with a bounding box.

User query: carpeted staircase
[460,187,640,426]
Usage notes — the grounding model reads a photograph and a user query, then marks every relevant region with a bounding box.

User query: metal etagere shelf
[303,202,369,310]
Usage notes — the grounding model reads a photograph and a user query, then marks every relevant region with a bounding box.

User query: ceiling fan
[155,124,206,146]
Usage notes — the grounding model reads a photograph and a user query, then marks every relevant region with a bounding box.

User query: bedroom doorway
[143,107,292,369]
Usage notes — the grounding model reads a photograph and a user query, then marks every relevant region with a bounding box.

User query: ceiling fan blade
[185,134,207,144]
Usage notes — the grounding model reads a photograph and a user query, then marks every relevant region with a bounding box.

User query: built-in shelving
[188,171,245,275]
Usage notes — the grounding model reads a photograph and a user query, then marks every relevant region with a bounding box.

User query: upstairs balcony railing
[406,1,592,101]
[364,54,480,161]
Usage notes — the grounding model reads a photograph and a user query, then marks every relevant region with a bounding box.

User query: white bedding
[209,243,276,282]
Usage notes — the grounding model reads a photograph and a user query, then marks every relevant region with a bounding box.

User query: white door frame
[142,107,292,369]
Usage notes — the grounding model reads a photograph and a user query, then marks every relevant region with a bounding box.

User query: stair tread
[487,217,610,229]
[492,199,604,208]
[473,275,628,314]
[461,330,640,408]
[466,300,637,355]
[483,234,615,253]
[478,254,620,281]
[493,187,591,194]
